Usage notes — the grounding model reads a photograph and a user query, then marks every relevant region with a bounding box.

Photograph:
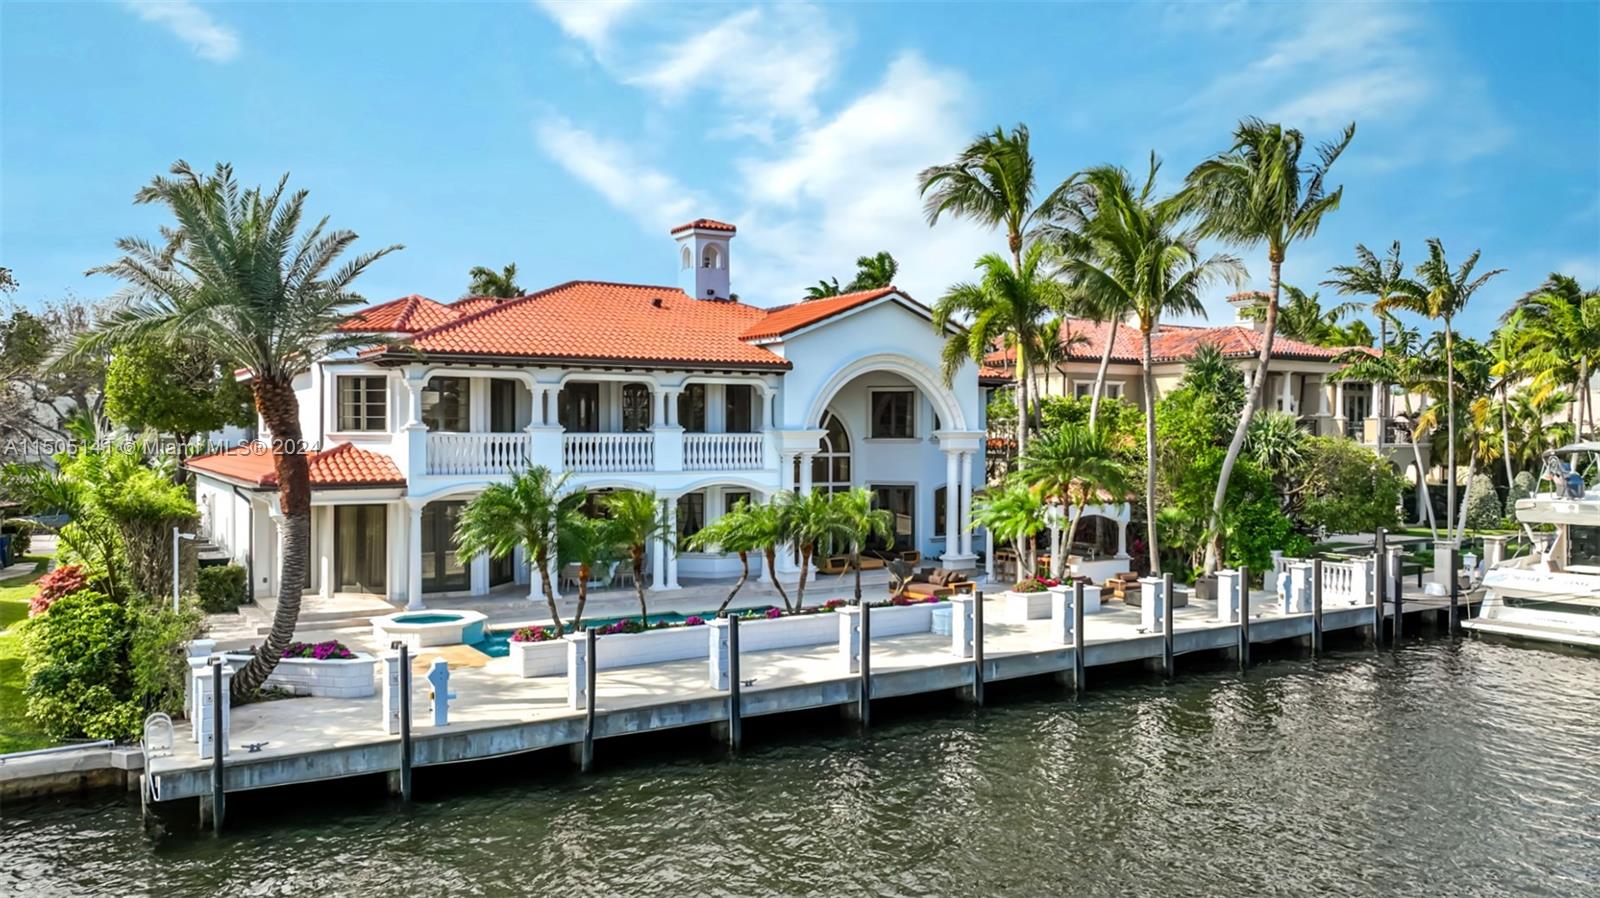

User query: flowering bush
[28,564,90,617]
[511,625,560,643]
[822,599,847,611]
[282,640,356,660]
[683,616,706,626]
[891,593,943,606]
[765,607,784,619]
[597,619,647,635]
[1012,577,1059,592]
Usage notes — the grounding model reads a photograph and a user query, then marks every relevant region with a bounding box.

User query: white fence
[683,433,764,471]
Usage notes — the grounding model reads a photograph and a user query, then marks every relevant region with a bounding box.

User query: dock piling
[209,659,225,834]
[859,599,872,727]
[1072,580,1085,694]
[1391,547,1404,643]
[1161,573,1174,680]
[1311,558,1324,655]
[972,589,985,707]
[727,616,742,750]
[581,628,597,773]
[1373,529,1387,646]
[1238,565,1251,670]
[1448,545,1461,636]
[396,642,413,802]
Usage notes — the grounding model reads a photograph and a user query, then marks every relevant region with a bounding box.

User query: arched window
[702,244,721,269]
[680,245,692,269]
[809,411,851,494]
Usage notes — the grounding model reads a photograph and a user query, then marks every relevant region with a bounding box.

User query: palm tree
[805,277,842,299]
[456,465,579,635]
[1414,335,1495,538]
[1028,315,1088,404]
[1514,273,1600,439]
[933,244,1067,455]
[602,489,671,625]
[969,479,1048,582]
[467,263,523,299]
[830,489,895,604]
[558,512,609,631]
[1378,239,1503,533]
[784,489,851,611]
[1486,316,1532,491]
[1237,284,1362,345]
[747,498,795,612]
[1016,422,1133,575]
[1335,316,1438,535]
[684,498,762,615]
[1178,118,1355,575]
[78,161,398,697]
[846,251,899,292]
[1324,241,1409,400]
[1057,157,1244,574]
[919,123,1074,454]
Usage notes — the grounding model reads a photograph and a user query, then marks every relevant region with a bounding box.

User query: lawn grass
[0,554,53,754]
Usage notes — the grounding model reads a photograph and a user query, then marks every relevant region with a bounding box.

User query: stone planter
[221,651,376,698]
[870,601,944,636]
[593,624,709,669]
[736,612,841,651]
[1001,590,1052,623]
[1192,574,1218,604]
[509,638,567,678]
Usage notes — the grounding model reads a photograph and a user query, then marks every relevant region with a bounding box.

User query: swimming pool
[472,607,774,657]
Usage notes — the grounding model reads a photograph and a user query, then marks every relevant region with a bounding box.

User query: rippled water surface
[4,640,1598,897]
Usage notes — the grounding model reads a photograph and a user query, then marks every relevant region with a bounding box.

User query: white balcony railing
[563,432,654,473]
[426,432,530,476]
[684,432,764,471]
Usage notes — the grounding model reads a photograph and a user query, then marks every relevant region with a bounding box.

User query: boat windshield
[1538,445,1600,499]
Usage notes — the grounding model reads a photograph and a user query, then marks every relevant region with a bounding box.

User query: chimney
[671,218,735,300]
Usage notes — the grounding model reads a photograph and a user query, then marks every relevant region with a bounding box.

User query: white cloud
[122,0,239,62]
[535,0,637,51]
[534,115,704,233]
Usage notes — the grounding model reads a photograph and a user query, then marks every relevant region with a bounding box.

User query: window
[335,505,386,593]
[621,383,653,433]
[812,412,851,493]
[870,390,915,439]
[678,384,707,432]
[933,485,947,538]
[559,383,600,433]
[724,384,754,433]
[337,376,387,432]
[724,491,753,516]
[422,377,469,432]
[871,485,915,551]
[490,379,517,432]
[1572,525,1600,569]
[420,501,467,593]
[701,244,720,269]
[1073,381,1123,401]
[676,492,705,550]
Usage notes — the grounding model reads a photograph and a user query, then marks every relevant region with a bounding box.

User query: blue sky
[2,0,1597,340]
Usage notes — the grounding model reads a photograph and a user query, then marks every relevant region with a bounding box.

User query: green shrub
[1463,473,1502,531]
[128,602,202,718]
[196,564,248,613]
[1294,436,1405,535]
[2,520,33,557]
[1508,470,1537,504]
[21,589,143,741]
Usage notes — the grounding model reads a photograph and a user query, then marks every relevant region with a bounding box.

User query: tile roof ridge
[400,280,584,342]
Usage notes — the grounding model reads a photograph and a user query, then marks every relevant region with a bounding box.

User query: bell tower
[672,218,735,300]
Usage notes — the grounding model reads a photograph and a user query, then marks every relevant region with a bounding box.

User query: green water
[3,640,1597,897]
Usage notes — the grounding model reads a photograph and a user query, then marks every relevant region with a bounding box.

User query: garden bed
[220,645,377,699]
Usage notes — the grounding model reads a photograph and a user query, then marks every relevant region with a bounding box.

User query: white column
[1334,378,1347,431]
[943,449,959,557]
[959,451,975,556]
[406,502,424,610]
[985,527,995,581]
[779,451,797,494]
[798,451,815,495]
[1116,518,1129,558]
[1279,372,1294,413]
[1317,375,1331,416]
[665,497,680,589]
[651,528,665,591]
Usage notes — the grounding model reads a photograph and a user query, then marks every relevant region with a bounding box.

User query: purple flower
[684,616,706,626]
[765,607,784,619]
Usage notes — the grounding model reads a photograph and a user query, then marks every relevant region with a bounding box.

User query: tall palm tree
[805,277,843,299]
[1028,315,1088,405]
[933,244,1067,455]
[1050,171,1134,429]
[602,490,671,625]
[1016,422,1133,575]
[919,123,1074,454]
[1377,239,1504,534]
[1413,335,1495,538]
[467,263,523,298]
[78,161,398,697]
[846,251,899,292]
[1486,315,1533,491]
[456,465,580,635]
[558,512,609,631]
[1237,284,1362,345]
[1324,241,1409,408]
[784,489,851,611]
[748,498,795,611]
[684,498,762,615]
[1178,118,1355,575]
[1057,158,1244,574]
[1335,317,1438,535]
[830,488,895,604]
[1514,273,1600,439]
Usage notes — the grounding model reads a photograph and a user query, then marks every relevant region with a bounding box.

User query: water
[473,607,774,656]
[4,640,1597,897]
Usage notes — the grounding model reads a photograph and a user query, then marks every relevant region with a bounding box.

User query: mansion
[187,220,986,608]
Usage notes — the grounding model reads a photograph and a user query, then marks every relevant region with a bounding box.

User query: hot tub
[372,610,489,651]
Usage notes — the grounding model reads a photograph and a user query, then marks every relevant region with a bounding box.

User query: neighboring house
[186,219,985,607]
[986,292,1433,518]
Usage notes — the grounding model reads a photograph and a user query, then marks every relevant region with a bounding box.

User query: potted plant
[1002,576,1057,623]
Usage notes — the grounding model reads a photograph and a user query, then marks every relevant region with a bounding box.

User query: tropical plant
[1413,332,1497,538]
[1334,315,1438,534]
[969,479,1048,580]
[1016,422,1133,576]
[846,251,899,292]
[1236,284,1363,345]
[805,277,842,299]
[919,123,1074,453]
[830,488,895,604]
[1290,436,1404,536]
[1513,273,1600,439]
[1056,156,1244,573]
[1177,118,1355,575]
[746,498,795,612]
[103,339,255,472]
[684,499,763,615]
[1244,410,1306,481]
[1324,240,1409,363]
[76,161,398,697]
[933,243,1067,454]
[559,512,610,631]
[602,489,671,625]
[783,489,851,612]
[1377,239,1503,533]
[455,465,581,635]
[467,262,523,299]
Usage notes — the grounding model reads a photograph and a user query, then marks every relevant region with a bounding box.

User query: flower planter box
[869,601,943,636]
[1001,590,1052,623]
[594,625,708,669]
[736,613,841,652]
[509,639,567,678]
[220,651,376,698]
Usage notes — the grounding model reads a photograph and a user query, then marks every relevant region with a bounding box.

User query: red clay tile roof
[373,281,789,369]
[450,296,511,316]
[740,287,901,341]
[670,218,737,234]
[186,443,406,489]
[337,295,461,333]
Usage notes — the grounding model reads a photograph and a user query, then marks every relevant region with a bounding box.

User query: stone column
[665,498,681,589]
[1138,576,1166,633]
[651,525,666,591]
[950,594,975,658]
[566,634,589,711]
[941,449,960,567]
[1279,371,1295,414]
[798,451,815,495]
[1333,378,1347,437]
[1216,569,1241,624]
[406,502,425,610]
[959,451,975,556]
[838,605,863,672]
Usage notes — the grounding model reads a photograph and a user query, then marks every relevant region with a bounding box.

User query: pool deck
[139,586,1470,806]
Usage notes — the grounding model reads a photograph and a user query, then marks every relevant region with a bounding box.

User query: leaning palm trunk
[1141,327,1161,574]
[1204,258,1281,575]
[1444,318,1458,541]
[573,563,590,631]
[763,547,793,612]
[1015,340,1030,456]
[1088,319,1119,430]
[796,544,814,611]
[232,379,313,699]
[1499,383,1515,493]
[631,546,649,624]
[535,548,565,635]
[1403,394,1439,537]
[717,551,750,616]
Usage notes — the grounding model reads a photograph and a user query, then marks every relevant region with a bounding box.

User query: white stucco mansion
[188,219,986,608]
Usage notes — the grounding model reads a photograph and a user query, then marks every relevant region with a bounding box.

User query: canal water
[4,640,1597,897]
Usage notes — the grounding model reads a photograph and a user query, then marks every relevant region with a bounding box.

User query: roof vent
[651,297,664,308]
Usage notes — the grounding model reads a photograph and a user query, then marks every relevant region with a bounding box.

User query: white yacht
[1466,443,1600,648]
